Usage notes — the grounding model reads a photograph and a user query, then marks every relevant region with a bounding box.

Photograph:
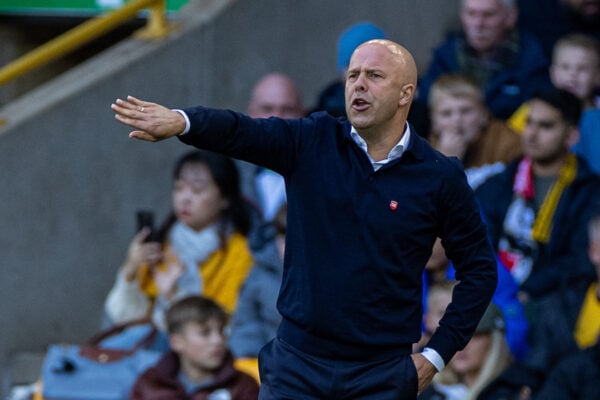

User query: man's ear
[399,83,415,106]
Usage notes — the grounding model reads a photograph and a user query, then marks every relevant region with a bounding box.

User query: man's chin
[348,116,372,129]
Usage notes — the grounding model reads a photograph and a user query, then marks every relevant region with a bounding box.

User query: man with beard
[476,86,600,309]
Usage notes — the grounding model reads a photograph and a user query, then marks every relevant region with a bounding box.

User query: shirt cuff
[173,109,190,135]
[421,347,445,372]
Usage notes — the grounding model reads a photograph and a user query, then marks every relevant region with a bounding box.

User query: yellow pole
[0,0,170,86]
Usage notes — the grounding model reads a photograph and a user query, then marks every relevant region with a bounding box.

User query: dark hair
[157,150,251,241]
[166,295,228,334]
[530,86,582,127]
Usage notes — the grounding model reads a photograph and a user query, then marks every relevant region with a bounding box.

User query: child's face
[173,162,228,232]
[424,289,452,334]
[450,333,492,377]
[171,319,227,372]
[431,93,485,142]
[551,46,600,102]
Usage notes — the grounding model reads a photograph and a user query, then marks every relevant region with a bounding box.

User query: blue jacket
[573,109,600,176]
[417,31,550,119]
[229,239,283,358]
[179,108,497,363]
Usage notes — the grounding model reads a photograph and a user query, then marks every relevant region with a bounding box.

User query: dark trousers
[258,337,419,400]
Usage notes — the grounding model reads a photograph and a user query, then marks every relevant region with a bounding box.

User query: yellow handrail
[0,0,173,87]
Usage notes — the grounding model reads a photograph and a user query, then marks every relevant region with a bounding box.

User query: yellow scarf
[531,154,577,243]
[137,232,253,313]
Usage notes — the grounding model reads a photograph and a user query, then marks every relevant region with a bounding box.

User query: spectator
[228,203,287,382]
[517,0,600,59]
[550,34,600,110]
[420,238,529,361]
[241,72,305,223]
[417,0,550,120]
[130,295,259,399]
[418,303,512,400]
[428,73,522,189]
[415,280,457,353]
[476,87,600,305]
[478,206,600,399]
[509,33,600,131]
[507,33,600,175]
[104,150,254,330]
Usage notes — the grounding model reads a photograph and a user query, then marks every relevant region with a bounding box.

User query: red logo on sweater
[389,200,398,211]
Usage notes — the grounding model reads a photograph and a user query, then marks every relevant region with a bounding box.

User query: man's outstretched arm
[111,96,186,142]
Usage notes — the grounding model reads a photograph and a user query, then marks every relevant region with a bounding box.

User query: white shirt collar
[350,123,411,171]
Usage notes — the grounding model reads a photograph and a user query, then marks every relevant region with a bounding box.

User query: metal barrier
[0,0,174,87]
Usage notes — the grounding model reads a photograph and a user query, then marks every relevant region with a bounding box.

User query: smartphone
[136,210,159,242]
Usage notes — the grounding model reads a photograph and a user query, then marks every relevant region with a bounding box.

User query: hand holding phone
[136,210,160,242]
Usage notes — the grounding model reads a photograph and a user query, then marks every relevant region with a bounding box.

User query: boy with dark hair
[477,86,600,303]
[130,296,259,400]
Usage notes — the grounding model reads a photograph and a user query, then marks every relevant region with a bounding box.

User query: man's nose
[353,73,367,91]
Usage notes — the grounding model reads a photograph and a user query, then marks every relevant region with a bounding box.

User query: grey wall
[0,0,460,388]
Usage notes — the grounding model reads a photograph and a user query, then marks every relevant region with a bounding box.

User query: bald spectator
[238,73,305,222]
[247,73,305,119]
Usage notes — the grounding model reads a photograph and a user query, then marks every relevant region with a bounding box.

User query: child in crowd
[428,74,522,189]
[509,33,600,132]
[104,150,254,330]
[414,280,457,353]
[419,237,529,361]
[550,33,600,110]
[418,303,512,400]
[130,295,259,399]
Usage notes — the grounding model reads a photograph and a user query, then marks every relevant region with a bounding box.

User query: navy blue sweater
[179,108,497,364]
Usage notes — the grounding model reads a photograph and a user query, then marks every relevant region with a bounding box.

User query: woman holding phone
[104,150,254,330]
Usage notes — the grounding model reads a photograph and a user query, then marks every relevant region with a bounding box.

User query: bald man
[112,40,497,399]
[243,73,304,221]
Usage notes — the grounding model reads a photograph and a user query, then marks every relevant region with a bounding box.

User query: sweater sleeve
[104,270,150,325]
[178,106,316,178]
[426,159,498,364]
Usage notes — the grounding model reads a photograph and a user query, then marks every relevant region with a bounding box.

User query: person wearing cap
[418,303,512,400]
